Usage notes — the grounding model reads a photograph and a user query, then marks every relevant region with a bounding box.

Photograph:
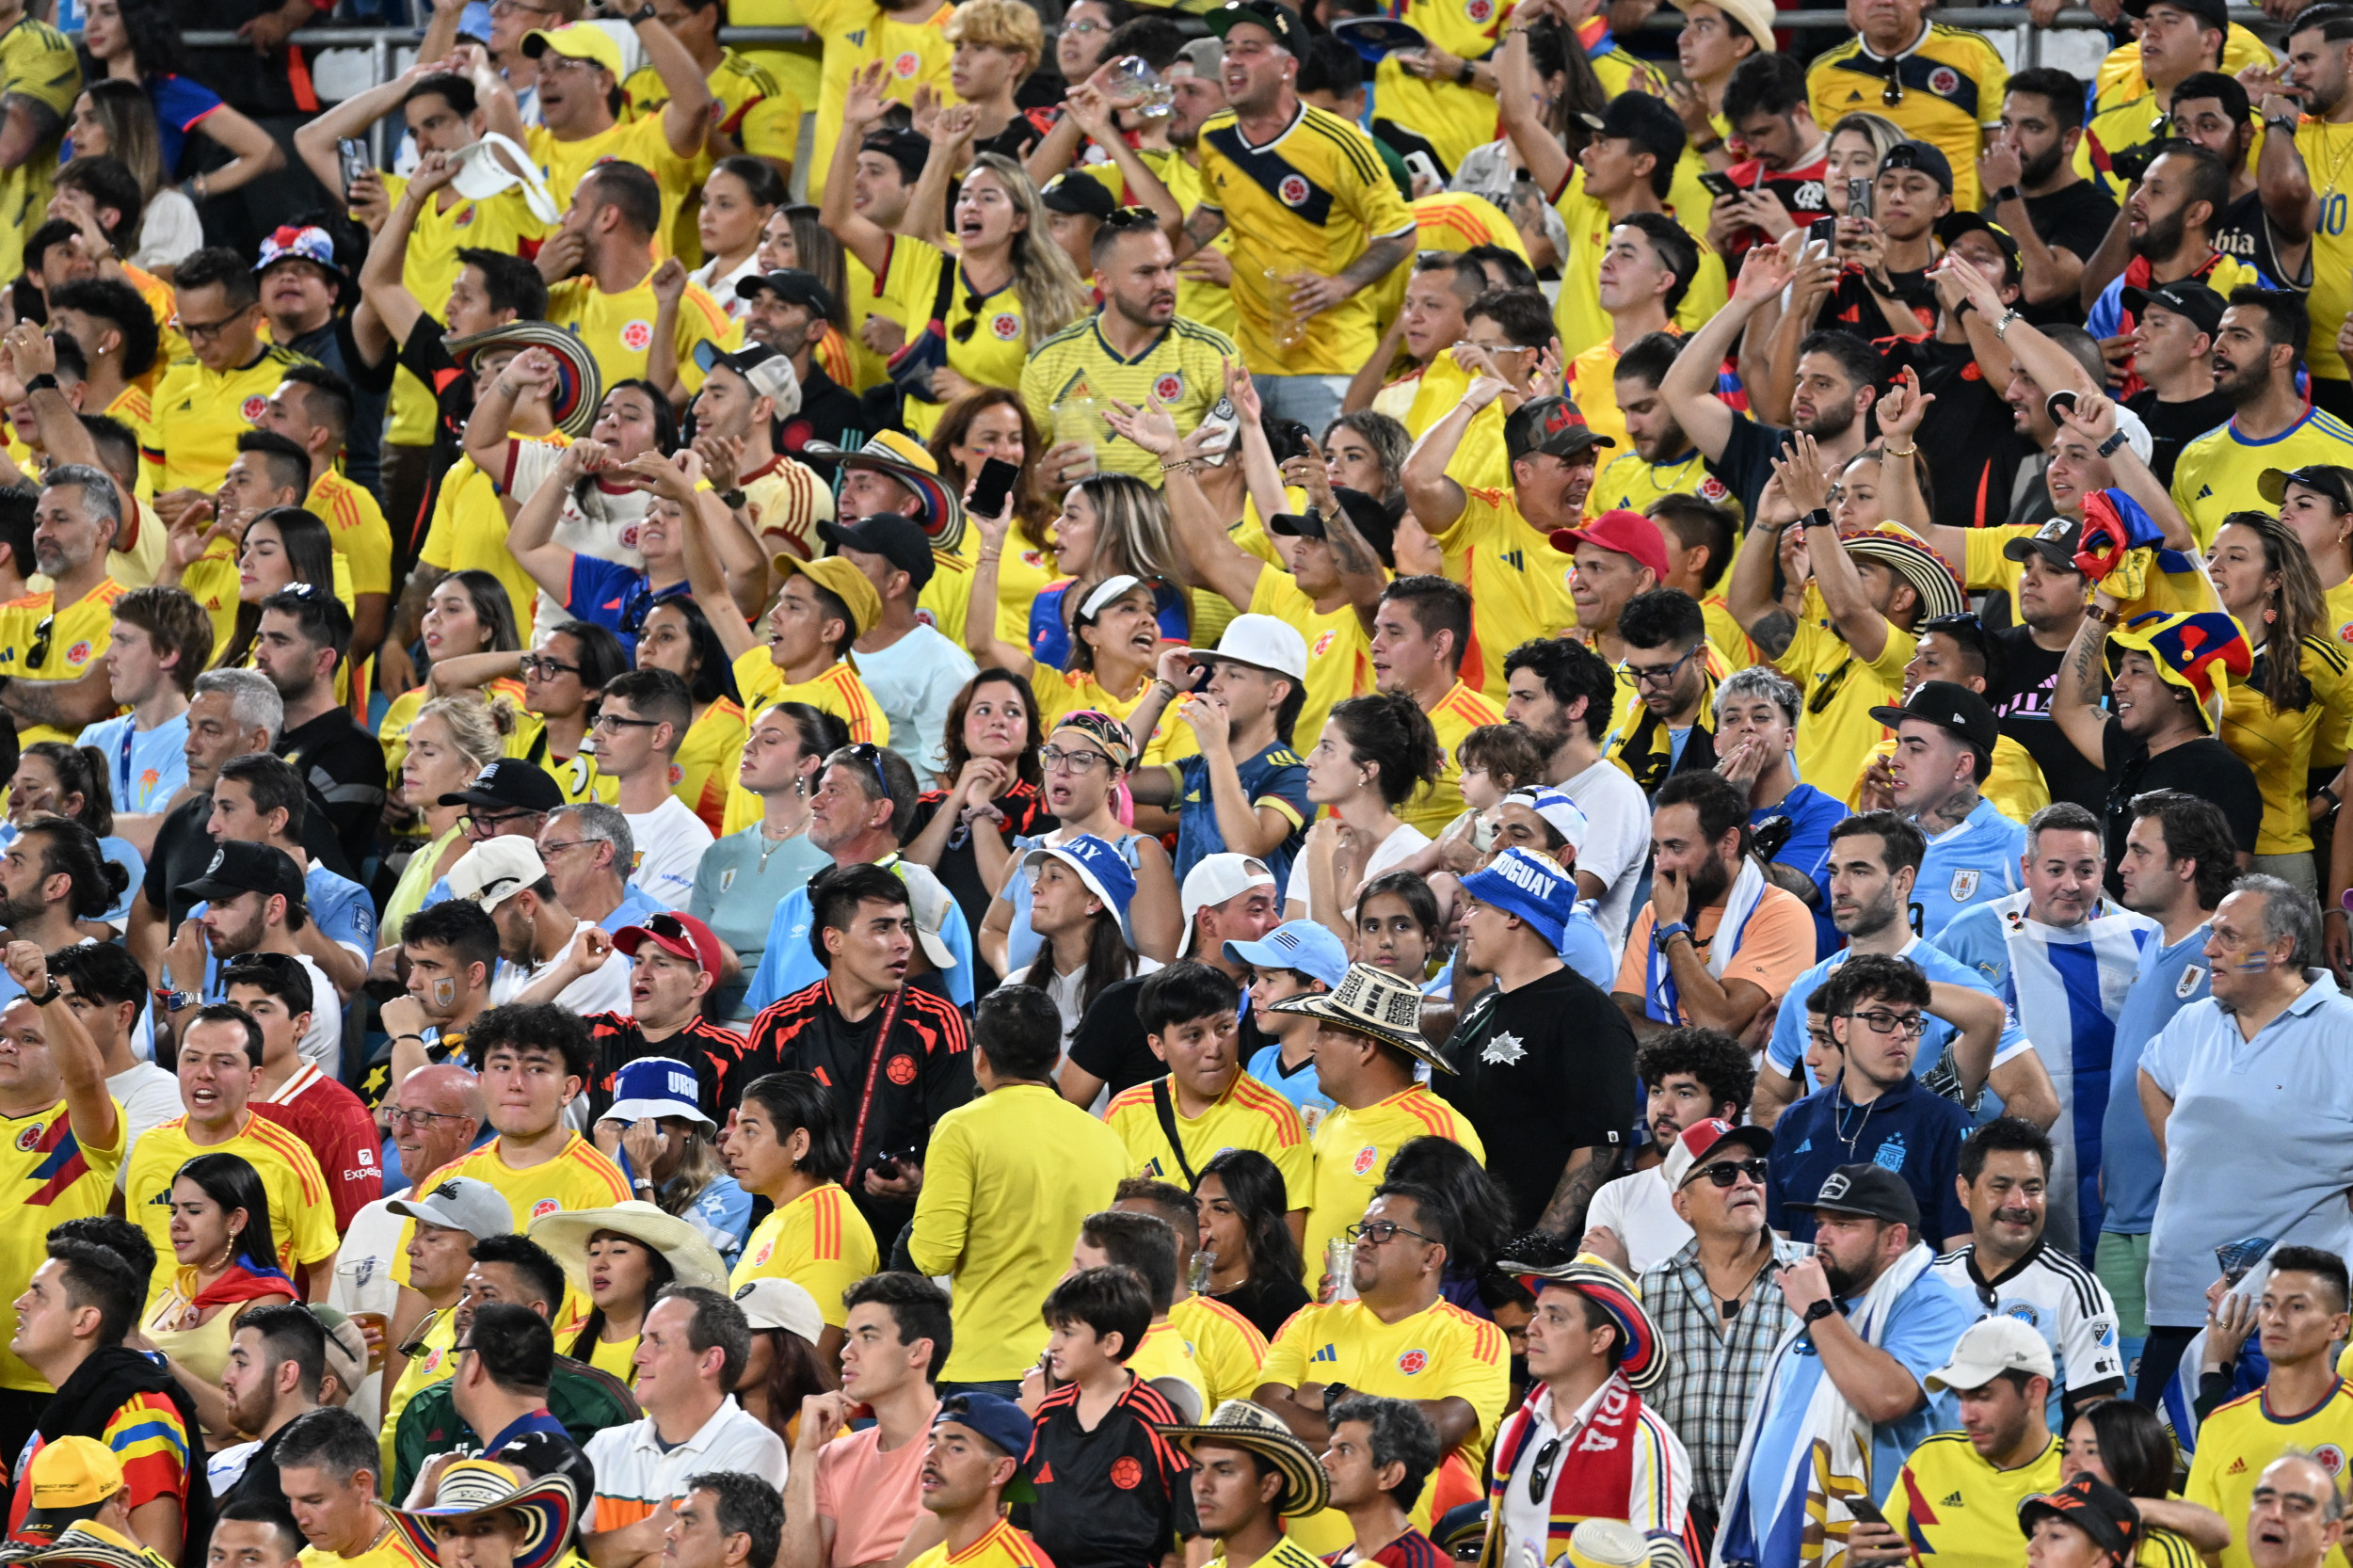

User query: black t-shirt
[1205,1272,1312,1342]
[1879,334,2024,529]
[1017,1378,1199,1568]
[278,707,388,876]
[1985,625,2107,814]
[2125,388,2235,488]
[284,313,385,494]
[1716,415,1797,526]
[2100,714,2264,892]
[2212,188,2313,296]
[2017,184,2121,326]
[584,1014,760,1124]
[905,781,1054,994]
[780,361,872,462]
[1433,966,1639,1232]
[1067,974,1272,1102]
[1815,265,1937,339]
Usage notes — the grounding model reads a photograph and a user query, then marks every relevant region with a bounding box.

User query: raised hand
[1733,239,1796,302]
[1874,366,1934,441]
[845,61,892,132]
[649,256,689,309]
[1770,430,1832,515]
[3,941,46,997]
[1224,357,1264,425]
[1103,394,1182,457]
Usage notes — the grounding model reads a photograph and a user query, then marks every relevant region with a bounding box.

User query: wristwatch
[1453,58,1474,86]
[1993,184,2022,205]
[719,488,747,509]
[1803,1298,1838,1325]
[1993,309,2025,341]
[24,983,58,1006]
[24,374,57,395]
[1652,920,1693,950]
[152,985,195,1013]
[1801,507,1835,530]
[629,2,656,20]
[2098,429,2132,458]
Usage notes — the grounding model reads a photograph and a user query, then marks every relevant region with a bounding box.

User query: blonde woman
[381,696,513,944]
[968,472,1190,677]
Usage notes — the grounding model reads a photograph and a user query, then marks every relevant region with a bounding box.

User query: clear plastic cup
[1107,55,1175,118]
[1324,1238,1359,1302]
[1051,394,1104,478]
[1265,269,1308,352]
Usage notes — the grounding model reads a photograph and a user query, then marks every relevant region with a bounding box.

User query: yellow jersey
[1249,564,1373,757]
[420,454,547,630]
[1303,1087,1485,1294]
[1886,1431,2065,1568]
[1194,104,1417,378]
[1370,0,1509,174]
[0,17,77,283]
[904,1520,1053,1568]
[723,648,892,833]
[0,577,126,747]
[2173,407,2353,548]
[309,468,394,599]
[124,1113,337,1303]
[103,382,153,473]
[1168,1292,1270,1406]
[2187,1379,2353,1568]
[2095,24,2274,108]
[729,1180,880,1326]
[1585,448,1740,525]
[2316,574,2353,770]
[1808,24,2007,210]
[378,1306,458,1478]
[1401,680,1503,840]
[1020,313,1240,487]
[1428,487,1582,709]
[408,1132,632,1237]
[144,344,314,496]
[1776,614,1917,814]
[1262,1296,1509,1553]
[915,523,1057,657]
[1129,1318,1209,1409]
[2219,635,2353,854]
[1551,178,1729,362]
[2075,90,2181,202]
[882,238,1048,440]
[800,0,956,201]
[547,266,741,399]
[1106,1071,1313,1205]
[1369,192,1529,335]
[1033,664,1200,773]
[0,1095,124,1390]
[297,1519,438,1568]
[2294,118,2353,381]
[675,696,748,837]
[526,115,701,262]
[376,174,550,446]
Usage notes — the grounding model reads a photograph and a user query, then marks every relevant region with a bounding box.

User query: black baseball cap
[1504,396,1615,464]
[1880,139,1954,194]
[1789,1162,1921,1229]
[1266,487,1400,568]
[439,759,565,814]
[178,841,306,908]
[1041,172,1117,219]
[2122,279,2226,338]
[2124,0,2226,33]
[1935,211,2021,278]
[1868,680,2001,760]
[2259,463,2353,509]
[2018,1477,2143,1561]
[1204,0,1308,54]
[818,514,936,591]
[859,127,929,185]
[2002,517,2087,573]
[1577,89,1687,170]
[738,268,838,320]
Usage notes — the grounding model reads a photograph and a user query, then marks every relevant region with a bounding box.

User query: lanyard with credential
[118,721,135,808]
[845,984,909,1174]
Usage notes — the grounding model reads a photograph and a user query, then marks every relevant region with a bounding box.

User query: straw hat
[1154,1400,1331,1518]
[1845,522,1966,623]
[392,1462,578,1568]
[526,1201,729,1297]
[1268,962,1449,1072]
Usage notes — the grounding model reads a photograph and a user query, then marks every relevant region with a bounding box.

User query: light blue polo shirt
[2100,923,2211,1237]
[1913,797,2027,941]
[1766,936,2029,1092]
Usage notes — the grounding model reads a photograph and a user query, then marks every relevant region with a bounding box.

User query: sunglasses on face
[1689,1157,1770,1190]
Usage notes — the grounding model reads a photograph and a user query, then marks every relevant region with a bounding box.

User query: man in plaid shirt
[1635,1118,1811,1547]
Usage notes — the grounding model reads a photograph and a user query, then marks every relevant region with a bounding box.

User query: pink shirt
[814,1421,930,1568]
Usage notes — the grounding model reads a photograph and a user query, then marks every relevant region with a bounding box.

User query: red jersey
[1718,152,1833,262]
[252,1063,383,1230]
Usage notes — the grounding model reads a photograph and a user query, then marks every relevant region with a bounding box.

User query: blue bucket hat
[1225,920,1350,988]
[1024,835,1138,927]
[1460,846,1580,948]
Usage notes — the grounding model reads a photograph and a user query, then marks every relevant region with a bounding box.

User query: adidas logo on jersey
[1311,1344,1339,1363]
[1942,1493,1963,1507]
[2228,1458,2249,1474]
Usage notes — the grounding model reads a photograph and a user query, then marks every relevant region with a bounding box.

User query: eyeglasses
[1691,1157,1770,1189]
[1618,645,1701,690]
[592,712,664,731]
[520,654,581,680]
[1064,15,1108,30]
[459,809,537,837]
[1345,1220,1433,1247]
[384,1106,469,1128]
[1038,744,1110,775]
[539,52,601,72]
[25,614,53,671]
[175,311,250,344]
[537,839,592,856]
[1846,1007,1928,1039]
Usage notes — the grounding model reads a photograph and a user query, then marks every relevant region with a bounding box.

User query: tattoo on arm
[1751,608,1797,659]
[1337,233,1414,296]
[1537,1147,1612,1237]
[4,678,79,728]
[1185,208,1226,249]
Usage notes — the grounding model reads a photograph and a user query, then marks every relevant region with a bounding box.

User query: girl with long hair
[1195,1148,1309,1339]
[383,696,517,941]
[978,710,1181,969]
[75,0,281,209]
[2059,1399,2228,1557]
[146,1153,296,1432]
[381,570,525,779]
[734,1280,838,1448]
[1353,871,1447,987]
[757,203,858,389]
[968,472,1188,682]
[1015,836,1149,1053]
[693,156,790,315]
[1387,1137,1514,1312]
[160,506,336,675]
[571,1230,675,1385]
[637,599,748,836]
[66,83,199,273]
[2209,511,2341,891]
[905,668,1049,988]
[10,741,141,932]
[1289,692,1446,938]
[930,388,1059,648]
[726,1072,878,1369]
[693,705,846,1019]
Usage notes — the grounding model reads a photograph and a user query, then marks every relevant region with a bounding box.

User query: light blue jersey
[77,712,190,816]
[1246,1040,1335,1132]
[1912,796,2027,941]
[744,856,977,1011]
[1766,936,2029,1092]
[2101,923,2211,1238]
[193,862,376,994]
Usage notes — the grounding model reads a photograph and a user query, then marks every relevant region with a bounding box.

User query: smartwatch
[24,374,57,395]
[1803,1298,1838,1325]
[629,2,656,19]
[719,487,747,509]
[1653,920,1693,950]
[1993,185,2022,204]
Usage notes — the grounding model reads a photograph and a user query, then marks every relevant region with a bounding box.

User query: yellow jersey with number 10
[2296,118,2353,382]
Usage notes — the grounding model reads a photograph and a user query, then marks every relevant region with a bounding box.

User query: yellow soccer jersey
[2074,90,2176,201]
[408,1132,632,1237]
[1775,613,1917,823]
[1248,565,1372,756]
[1304,1087,1485,1294]
[2220,635,2353,855]
[144,344,314,496]
[1106,1071,1313,1205]
[1887,1432,2064,1568]
[2294,118,2353,381]
[2317,574,2353,770]
[1139,149,1239,341]
[723,648,891,833]
[1567,340,1642,456]
[379,1307,459,1478]
[1428,487,1582,708]
[547,267,742,399]
[2095,24,2275,110]
[124,1114,336,1303]
[1169,1292,1269,1405]
[376,173,549,446]
[884,238,1041,440]
[1129,1318,1209,1409]
[1262,1296,1509,1553]
[1551,178,1728,362]
[675,696,748,836]
[0,1096,123,1391]
[1401,680,1502,841]
[104,383,153,476]
[800,0,956,201]
[1194,103,1416,378]
[308,468,394,598]
[905,1521,1053,1568]
[526,115,701,262]
[2189,1380,2353,1568]
[1370,0,1509,174]
[1020,313,1239,487]
[1586,447,1741,523]
[729,1180,880,1325]
[2173,407,2353,548]
[420,453,552,628]
[0,18,77,283]
[0,578,126,748]
[1807,24,2007,210]
[917,523,1057,656]
[626,49,800,261]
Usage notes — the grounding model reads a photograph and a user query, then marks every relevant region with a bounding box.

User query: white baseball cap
[1193,614,1308,682]
[1176,853,1278,956]
[385,1176,514,1240]
[1501,787,1591,856]
[1926,1314,2056,1392]
[447,837,546,913]
[733,1277,825,1346]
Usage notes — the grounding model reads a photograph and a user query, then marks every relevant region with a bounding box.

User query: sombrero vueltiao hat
[1562,1520,1652,1568]
[444,322,602,438]
[1267,961,1449,1073]
[1493,1251,1664,1392]
[526,1199,730,1297]
[2101,607,2253,736]
[1843,521,1966,623]
[806,430,967,552]
[1154,1400,1331,1517]
[392,1462,578,1568]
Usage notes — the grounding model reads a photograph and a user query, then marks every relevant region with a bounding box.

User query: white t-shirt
[1282,821,1432,924]
[624,794,714,910]
[291,953,344,1079]
[1559,758,1649,952]
[492,920,633,1014]
[1585,1163,1692,1276]
[328,1191,411,1429]
[507,439,651,645]
[109,1060,184,1190]
[852,625,979,786]
[134,188,203,273]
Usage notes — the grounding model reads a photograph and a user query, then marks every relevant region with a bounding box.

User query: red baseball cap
[1550,509,1672,582]
[1658,1116,1773,1191]
[613,912,724,984]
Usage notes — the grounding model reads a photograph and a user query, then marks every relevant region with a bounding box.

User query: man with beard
[2171,289,2353,543]
[2166,73,2311,300]
[1934,803,2161,1260]
[689,344,834,570]
[1659,245,1880,523]
[735,270,865,456]
[1990,70,2120,326]
[254,586,384,875]
[0,821,123,980]
[1023,213,1239,487]
[1721,1160,1976,1555]
[2243,12,2353,419]
[2083,144,2262,395]
[1604,589,1721,799]
[1588,337,1739,531]
[1866,680,2035,937]
[161,844,343,1073]
[1875,1317,2066,1568]
[536,160,740,405]
[1705,53,1833,268]
[1500,638,1649,948]
[1753,811,2042,1130]
[1931,1120,2126,1431]
[1582,1027,1754,1274]
[449,836,632,1017]
[209,1303,329,1507]
[2097,791,2233,1382]
[2121,281,2233,486]
[1612,770,1815,1038]
[0,470,125,750]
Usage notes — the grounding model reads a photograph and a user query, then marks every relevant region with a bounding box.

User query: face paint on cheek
[431,977,458,1008]
[2235,952,2273,973]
